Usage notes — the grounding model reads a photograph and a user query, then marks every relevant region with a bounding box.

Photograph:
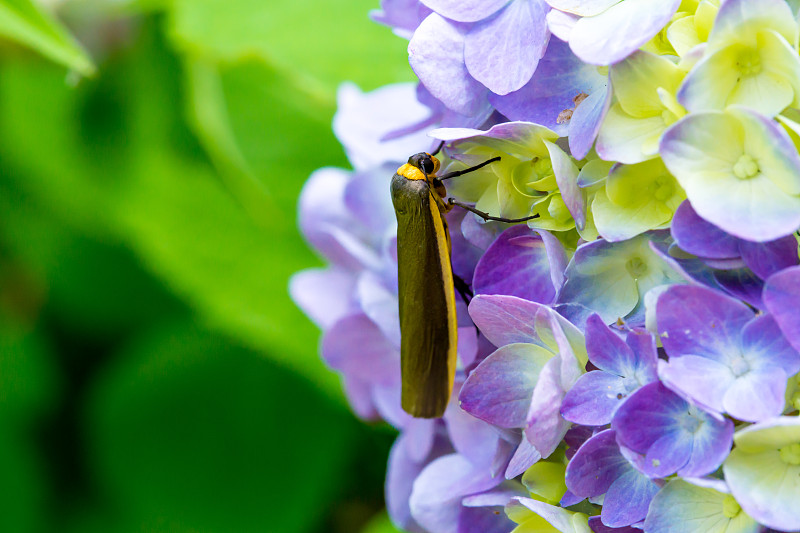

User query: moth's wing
[390,175,457,418]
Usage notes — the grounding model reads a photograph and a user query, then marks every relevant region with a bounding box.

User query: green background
[0,0,413,531]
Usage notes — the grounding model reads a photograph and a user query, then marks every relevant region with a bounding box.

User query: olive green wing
[390,174,457,418]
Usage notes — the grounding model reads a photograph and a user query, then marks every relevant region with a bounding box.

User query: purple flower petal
[568,0,681,65]
[585,314,631,374]
[446,396,502,468]
[763,266,800,353]
[409,13,491,116]
[602,468,660,527]
[739,236,800,280]
[670,200,740,259]
[460,343,552,428]
[333,82,435,170]
[420,0,510,22]
[386,432,450,532]
[464,0,550,95]
[490,37,606,135]
[723,365,787,422]
[505,432,542,478]
[657,284,753,363]
[468,294,549,347]
[741,314,800,376]
[712,268,764,309]
[566,429,660,526]
[561,371,628,425]
[321,313,398,384]
[612,383,733,478]
[569,81,611,160]
[457,504,516,533]
[659,355,734,414]
[409,453,501,533]
[473,225,560,303]
[588,516,640,533]
[371,0,432,39]
[289,268,356,330]
[525,357,572,457]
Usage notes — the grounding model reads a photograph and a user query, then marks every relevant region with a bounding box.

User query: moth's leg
[452,273,473,305]
[448,199,540,223]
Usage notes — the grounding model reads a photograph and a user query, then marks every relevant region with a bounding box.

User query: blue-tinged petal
[565,429,629,497]
[410,453,501,533]
[569,82,611,160]
[506,432,543,478]
[465,0,550,95]
[459,343,553,428]
[468,294,549,347]
[357,271,401,347]
[386,432,449,532]
[584,314,632,375]
[333,82,434,170]
[723,417,800,532]
[763,266,800,353]
[525,357,572,458]
[420,0,510,23]
[679,410,734,477]
[558,233,682,324]
[624,331,658,383]
[722,366,787,422]
[657,284,753,362]
[712,268,764,309]
[458,504,516,533]
[568,0,681,65]
[611,382,730,478]
[602,468,660,527]
[473,225,560,303]
[739,236,799,280]
[445,392,502,468]
[741,314,800,376]
[409,14,491,116]
[290,268,356,330]
[670,200,740,259]
[644,479,761,533]
[490,38,606,135]
[561,371,628,426]
[322,313,398,384]
[557,240,638,323]
[659,355,734,414]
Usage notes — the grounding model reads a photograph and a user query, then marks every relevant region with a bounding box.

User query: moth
[390,146,537,418]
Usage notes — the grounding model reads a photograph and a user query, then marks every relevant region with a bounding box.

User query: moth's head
[407,152,440,176]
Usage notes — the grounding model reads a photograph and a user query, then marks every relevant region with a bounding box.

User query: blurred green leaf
[0,422,48,533]
[361,512,406,533]
[85,321,358,533]
[168,0,412,94]
[0,20,343,396]
[0,0,94,75]
[0,326,59,422]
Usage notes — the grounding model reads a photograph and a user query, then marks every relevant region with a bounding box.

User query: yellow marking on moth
[397,163,427,181]
[426,189,457,389]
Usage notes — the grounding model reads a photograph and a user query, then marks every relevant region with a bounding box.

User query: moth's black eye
[421,158,435,174]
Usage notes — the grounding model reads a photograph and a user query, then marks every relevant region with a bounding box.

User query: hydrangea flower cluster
[292,0,800,531]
